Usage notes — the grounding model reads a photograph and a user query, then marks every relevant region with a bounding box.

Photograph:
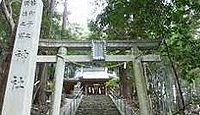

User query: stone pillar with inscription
[2,0,43,115]
[51,47,67,115]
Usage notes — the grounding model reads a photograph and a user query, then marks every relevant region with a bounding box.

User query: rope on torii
[57,54,87,67]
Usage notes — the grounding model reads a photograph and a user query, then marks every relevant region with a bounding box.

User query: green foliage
[105,78,119,88]
[90,0,200,82]
[90,0,171,39]
[0,1,21,54]
[164,0,200,81]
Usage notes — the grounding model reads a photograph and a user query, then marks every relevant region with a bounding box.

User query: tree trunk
[61,0,68,36]
[0,26,16,113]
[119,66,129,99]
[32,63,48,114]
[0,0,17,112]
[49,0,56,38]
[50,0,55,12]
[164,40,185,115]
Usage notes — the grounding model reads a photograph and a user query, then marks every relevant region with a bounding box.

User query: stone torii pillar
[2,0,43,115]
[132,48,152,115]
[51,47,67,115]
[133,59,152,115]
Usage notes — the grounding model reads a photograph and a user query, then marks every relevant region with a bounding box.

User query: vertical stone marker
[2,0,43,115]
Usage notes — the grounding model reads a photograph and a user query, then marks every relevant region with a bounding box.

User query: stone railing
[60,87,83,115]
[109,89,137,115]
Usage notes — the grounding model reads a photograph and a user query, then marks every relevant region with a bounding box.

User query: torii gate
[38,39,161,115]
[2,0,162,115]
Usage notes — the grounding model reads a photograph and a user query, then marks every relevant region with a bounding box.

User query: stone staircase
[75,95,121,115]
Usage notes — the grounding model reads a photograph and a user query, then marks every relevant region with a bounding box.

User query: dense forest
[0,0,200,114]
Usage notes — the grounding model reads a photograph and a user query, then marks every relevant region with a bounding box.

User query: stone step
[75,95,121,115]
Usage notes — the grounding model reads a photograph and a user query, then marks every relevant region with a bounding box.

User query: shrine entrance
[63,74,108,95]
[64,67,109,96]
[38,38,162,115]
[1,0,162,115]
[86,83,105,95]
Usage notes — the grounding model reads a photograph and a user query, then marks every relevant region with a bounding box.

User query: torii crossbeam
[39,39,161,49]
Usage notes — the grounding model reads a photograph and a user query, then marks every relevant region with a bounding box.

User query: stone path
[75,95,121,115]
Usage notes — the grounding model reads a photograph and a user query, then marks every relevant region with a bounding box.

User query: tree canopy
[90,0,200,82]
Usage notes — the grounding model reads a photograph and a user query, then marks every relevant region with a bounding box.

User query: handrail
[109,89,137,115]
[73,87,83,98]
[60,87,84,115]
